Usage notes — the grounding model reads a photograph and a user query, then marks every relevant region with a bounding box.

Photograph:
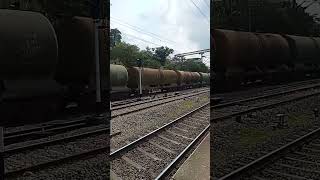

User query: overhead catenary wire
[121,32,175,49]
[110,19,177,47]
[112,25,195,53]
[189,0,210,23]
[110,21,195,52]
[110,2,208,55]
[111,16,178,45]
[202,0,210,9]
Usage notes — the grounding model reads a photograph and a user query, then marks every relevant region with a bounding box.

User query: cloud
[110,0,210,66]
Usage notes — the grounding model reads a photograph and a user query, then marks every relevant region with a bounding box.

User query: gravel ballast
[211,94,320,179]
[111,106,209,179]
[111,93,209,151]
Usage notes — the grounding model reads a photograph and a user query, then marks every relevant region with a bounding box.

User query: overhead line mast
[174,49,210,58]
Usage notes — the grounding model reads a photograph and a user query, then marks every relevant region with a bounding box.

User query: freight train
[212,29,320,91]
[0,9,108,125]
[110,64,210,98]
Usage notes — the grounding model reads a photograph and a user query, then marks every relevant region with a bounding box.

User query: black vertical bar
[92,0,104,114]
[0,127,4,180]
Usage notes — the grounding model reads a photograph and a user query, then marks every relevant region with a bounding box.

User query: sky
[110,0,210,66]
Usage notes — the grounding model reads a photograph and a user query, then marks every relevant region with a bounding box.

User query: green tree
[110,28,122,48]
[180,58,209,73]
[213,0,319,35]
[137,47,161,68]
[152,46,174,66]
[110,42,140,67]
[253,1,317,35]
[163,59,177,70]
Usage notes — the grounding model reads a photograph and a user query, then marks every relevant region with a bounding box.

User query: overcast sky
[110,0,210,66]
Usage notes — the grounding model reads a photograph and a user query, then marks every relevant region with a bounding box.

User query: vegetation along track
[110,103,210,180]
[212,82,320,122]
[221,125,320,180]
[2,115,108,179]
[111,88,209,118]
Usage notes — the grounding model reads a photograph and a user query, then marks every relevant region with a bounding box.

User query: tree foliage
[181,58,209,73]
[152,46,174,66]
[165,58,209,73]
[253,2,318,35]
[110,30,209,72]
[110,42,140,67]
[213,0,320,36]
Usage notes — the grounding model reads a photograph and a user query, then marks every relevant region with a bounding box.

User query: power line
[202,0,210,9]
[121,32,175,49]
[110,19,176,47]
[110,18,196,52]
[189,0,210,23]
[111,16,178,45]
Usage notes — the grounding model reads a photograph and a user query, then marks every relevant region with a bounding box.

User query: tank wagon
[110,64,209,97]
[212,29,320,91]
[110,64,129,93]
[0,9,109,125]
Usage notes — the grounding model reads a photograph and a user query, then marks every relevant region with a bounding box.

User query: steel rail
[111,90,209,119]
[4,114,101,137]
[212,82,320,109]
[112,89,209,110]
[155,124,210,180]
[212,91,320,122]
[5,146,108,178]
[110,102,210,158]
[4,116,105,145]
[4,127,107,155]
[220,127,320,179]
[111,87,209,107]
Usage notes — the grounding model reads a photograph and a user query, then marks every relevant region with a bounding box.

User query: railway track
[3,114,106,145]
[110,103,210,179]
[212,79,320,105]
[111,89,209,118]
[111,87,208,108]
[3,89,208,147]
[221,124,320,180]
[212,82,320,122]
[1,115,108,179]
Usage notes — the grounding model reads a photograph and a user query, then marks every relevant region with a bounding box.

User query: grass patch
[239,128,269,147]
[182,100,194,109]
[288,114,312,126]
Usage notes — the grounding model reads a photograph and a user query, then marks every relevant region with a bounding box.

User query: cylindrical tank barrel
[110,64,128,88]
[256,33,291,65]
[190,72,201,83]
[200,72,210,83]
[312,37,320,58]
[0,10,58,80]
[283,35,318,64]
[213,29,261,68]
[127,67,161,89]
[54,16,95,85]
[160,70,178,85]
[176,71,191,85]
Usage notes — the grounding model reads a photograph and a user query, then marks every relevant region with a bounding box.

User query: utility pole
[137,59,143,99]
